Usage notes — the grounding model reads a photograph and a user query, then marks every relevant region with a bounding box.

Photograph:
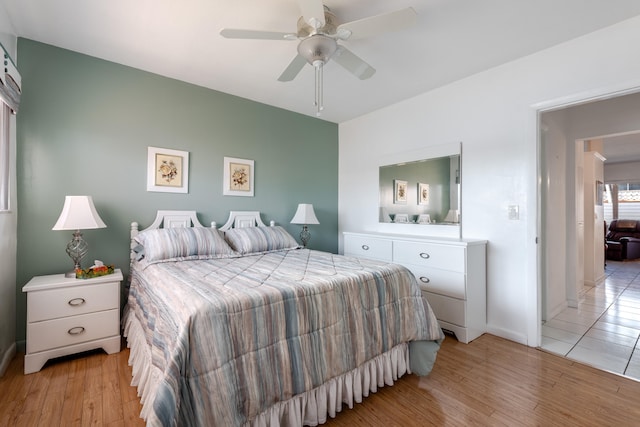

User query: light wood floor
[2,333,640,426]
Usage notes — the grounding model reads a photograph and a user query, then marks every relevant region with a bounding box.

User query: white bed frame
[125,210,423,426]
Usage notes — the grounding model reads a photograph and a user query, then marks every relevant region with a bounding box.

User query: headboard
[217,211,273,231]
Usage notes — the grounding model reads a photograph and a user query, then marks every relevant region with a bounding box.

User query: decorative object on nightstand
[290,203,319,248]
[22,269,123,374]
[75,260,115,279]
[52,195,107,277]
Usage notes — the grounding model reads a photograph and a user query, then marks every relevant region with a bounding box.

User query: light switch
[508,205,519,220]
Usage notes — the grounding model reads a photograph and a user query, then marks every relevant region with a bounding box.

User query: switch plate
[508,205,519,220]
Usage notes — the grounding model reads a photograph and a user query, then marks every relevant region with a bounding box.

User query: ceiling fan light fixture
[297,34,338,65]
[297,34,338,116]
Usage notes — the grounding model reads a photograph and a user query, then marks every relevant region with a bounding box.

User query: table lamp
[290,203,319,248]
[52,195,107,277]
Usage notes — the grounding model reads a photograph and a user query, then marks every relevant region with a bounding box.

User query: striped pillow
[224,226,300,255]
[134,227,236,262]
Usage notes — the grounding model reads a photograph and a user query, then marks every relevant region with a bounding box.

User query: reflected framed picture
[147,146,189,193]
[223,157,254,197]
[394,179,407,204]
[418,183,430,205]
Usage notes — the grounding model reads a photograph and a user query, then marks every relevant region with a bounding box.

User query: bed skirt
[123,306,414,426]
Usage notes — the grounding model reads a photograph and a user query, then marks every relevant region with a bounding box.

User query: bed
[122,210,443,426]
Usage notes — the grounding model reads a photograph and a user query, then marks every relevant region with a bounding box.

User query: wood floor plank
[3,334,640,426]
[60,357,87,427]
[101,355,123,424]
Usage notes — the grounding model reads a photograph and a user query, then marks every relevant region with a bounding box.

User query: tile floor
[541,259,640,381]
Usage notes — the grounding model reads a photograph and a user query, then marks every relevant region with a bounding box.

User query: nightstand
[22,269,123,374]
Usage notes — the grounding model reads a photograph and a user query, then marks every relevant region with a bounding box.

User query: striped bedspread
[125,249,443,426]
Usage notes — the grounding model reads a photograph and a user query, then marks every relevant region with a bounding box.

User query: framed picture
[147,146,189,193]
[394,179,407,204]
[223,157,254,197]
[418,183,430,205]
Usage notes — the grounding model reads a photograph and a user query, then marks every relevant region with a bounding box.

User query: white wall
[0,4,17,376]
[605,161,640,183]
[339,15,640,346]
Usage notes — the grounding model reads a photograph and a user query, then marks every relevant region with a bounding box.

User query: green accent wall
[15,39,338,344]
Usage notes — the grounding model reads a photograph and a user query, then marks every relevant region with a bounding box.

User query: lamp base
[300,225,311,248]
[65,230,88,278]
[65,270,77,278]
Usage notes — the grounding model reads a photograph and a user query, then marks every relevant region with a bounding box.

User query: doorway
[539,90,640,378]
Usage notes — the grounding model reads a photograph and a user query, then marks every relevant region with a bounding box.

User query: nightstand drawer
[27,281,118,322]
[26,309,119,354]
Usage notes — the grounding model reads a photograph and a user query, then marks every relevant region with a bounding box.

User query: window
[0,102,9,211]
[604,182,640,223]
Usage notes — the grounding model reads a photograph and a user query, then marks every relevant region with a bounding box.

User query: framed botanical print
[394,179,407,204]
[147,146,189,193]
[223,157,254,197]
[418,183,430,205]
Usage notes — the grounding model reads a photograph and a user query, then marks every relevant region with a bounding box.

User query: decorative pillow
[224,226,300,255]
[134,227,236,262]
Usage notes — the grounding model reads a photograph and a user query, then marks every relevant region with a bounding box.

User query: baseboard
[485,325,528,346]
[546,300,569,320]
[0,342,16,377]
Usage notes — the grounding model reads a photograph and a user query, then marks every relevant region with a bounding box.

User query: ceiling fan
[220,0,417,115]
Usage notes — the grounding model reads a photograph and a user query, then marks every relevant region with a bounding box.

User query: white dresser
[343,232,486,343]
[22,270,123,374]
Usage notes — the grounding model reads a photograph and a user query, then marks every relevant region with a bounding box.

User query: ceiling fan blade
[278,54,308,82]
[220,28,296,41]
[336,7,417,41]
[298,0,326,29]
[332,46,375,80]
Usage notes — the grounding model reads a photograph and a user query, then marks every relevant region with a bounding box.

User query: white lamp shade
[52,195,107,230]
[290,204,320,225]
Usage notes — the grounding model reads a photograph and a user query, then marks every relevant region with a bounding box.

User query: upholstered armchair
[606,220,640,261]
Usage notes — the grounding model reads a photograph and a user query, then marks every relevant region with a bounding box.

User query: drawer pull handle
[361,245,370,251]
[68,298,86,306]
[67,326,85,335]
[419,252,430,259]
[419,277,430,284]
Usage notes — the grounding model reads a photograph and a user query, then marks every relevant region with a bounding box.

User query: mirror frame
[377,142,462,239]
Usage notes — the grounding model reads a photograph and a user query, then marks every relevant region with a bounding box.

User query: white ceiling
[4,0,640,123]
[602,133,640,164]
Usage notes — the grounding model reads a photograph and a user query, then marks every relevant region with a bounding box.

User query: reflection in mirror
[379,154,460,225]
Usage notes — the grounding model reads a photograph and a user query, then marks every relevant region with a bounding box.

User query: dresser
[343,232,486,343]
[22,270,123,374]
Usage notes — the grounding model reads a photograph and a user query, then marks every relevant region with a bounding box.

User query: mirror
[379,153,460,226]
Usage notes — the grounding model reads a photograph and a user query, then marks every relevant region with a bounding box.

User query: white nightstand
[22,269,123,374]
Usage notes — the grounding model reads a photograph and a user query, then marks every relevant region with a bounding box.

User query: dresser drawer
[27,282,118,322]
[422,291,466,327]
[26,309,119,354]
[393,241,465,272]
[407,265,466,299]
[344,234,392,261]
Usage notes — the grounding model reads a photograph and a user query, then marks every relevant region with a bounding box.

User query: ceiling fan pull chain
[314,60,324,116]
